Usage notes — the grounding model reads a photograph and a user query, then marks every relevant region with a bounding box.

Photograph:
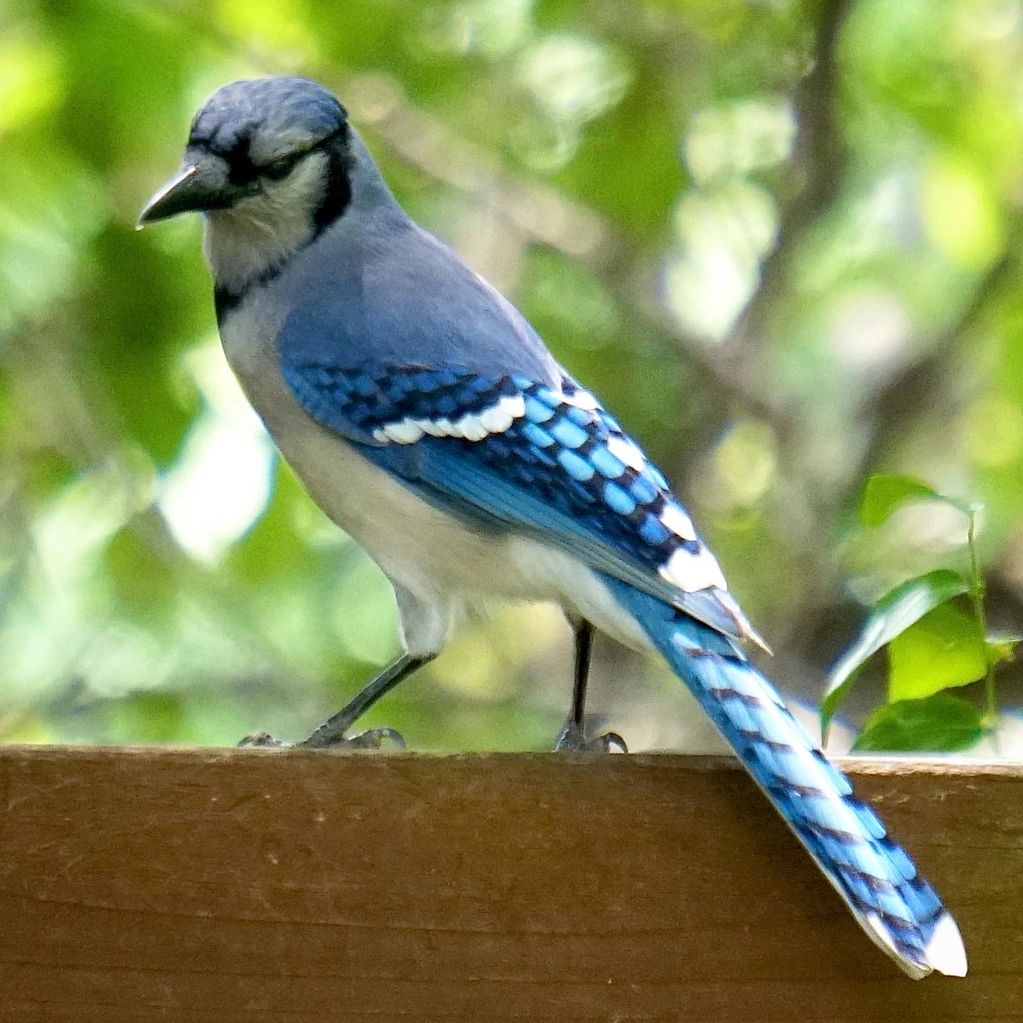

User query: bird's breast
[216,290,540,604]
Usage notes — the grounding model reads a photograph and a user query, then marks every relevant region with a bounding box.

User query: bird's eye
[263,154,299,180]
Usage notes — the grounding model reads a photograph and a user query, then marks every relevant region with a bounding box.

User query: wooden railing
[1,746,1018,1021]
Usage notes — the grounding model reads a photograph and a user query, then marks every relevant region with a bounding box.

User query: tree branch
[724,0,854,363]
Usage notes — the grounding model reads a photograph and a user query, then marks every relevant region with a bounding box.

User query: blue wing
[283,355,761,645]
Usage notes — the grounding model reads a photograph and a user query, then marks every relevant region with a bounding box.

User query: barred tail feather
[604,576,967,979]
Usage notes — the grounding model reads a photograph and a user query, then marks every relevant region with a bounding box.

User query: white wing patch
[659,544,727,593]
[372,394,525,445]
[605,435,647,472]
[562,388,600,411]
[659,502,696,541]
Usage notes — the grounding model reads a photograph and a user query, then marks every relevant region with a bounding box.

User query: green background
[1,0,1021,751]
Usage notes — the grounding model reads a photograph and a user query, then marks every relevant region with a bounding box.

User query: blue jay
[139,76,966,979]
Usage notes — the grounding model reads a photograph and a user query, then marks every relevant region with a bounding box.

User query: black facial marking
[222,136,259,186]
[312,129,354,232]
[214,261,283,324]
[214,285,241,323]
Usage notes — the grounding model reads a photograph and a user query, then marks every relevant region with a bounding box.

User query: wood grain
[0,747,1020,1022]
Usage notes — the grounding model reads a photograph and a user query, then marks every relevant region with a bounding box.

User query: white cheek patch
[606,435,647,472]
[205,152,328,295]
[659,544,727,593]
[372,393,525,445]
[660,503,696,541]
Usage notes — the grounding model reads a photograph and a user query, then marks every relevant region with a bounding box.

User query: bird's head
[139,77,354,295]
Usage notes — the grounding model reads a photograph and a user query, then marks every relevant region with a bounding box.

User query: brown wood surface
[0,746,1020,1022]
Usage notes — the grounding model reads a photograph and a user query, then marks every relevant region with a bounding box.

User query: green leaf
[987,633,1022,665]
[853,695,984,753]
[888,601,987,701]
[821,569,969,733]
[858,474,968,528]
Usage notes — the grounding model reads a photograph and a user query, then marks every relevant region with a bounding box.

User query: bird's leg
[554,620,627,753]
[301,653,435,748]
[238,653,435,750]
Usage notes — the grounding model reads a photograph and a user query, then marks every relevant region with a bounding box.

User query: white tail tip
[926,912,968,977]
[860,910,967,979]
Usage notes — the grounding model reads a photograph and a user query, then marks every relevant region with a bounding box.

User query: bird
[139,75,967,979]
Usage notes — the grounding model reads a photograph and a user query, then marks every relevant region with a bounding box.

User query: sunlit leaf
[0,36,64,133]
[858,474,969,528]
[922,152,1004,269]
[853,695,983,753]
[822,570,968,733]
[888,601,986,701]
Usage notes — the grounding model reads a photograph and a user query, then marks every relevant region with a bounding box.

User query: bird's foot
[554,720,628,753]
[237,731,291,748]
[302,726,406,750]
[237,727,406,750]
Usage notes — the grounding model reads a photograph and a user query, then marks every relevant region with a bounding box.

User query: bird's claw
[302,726,406,750]
[554,721,628,754]
[237,731,292,748]
[237,727,406,750]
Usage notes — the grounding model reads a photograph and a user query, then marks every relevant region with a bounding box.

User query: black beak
[138,165,209,226]
[138,152,248,227]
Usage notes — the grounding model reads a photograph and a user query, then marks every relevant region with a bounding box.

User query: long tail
[604,575,967,979]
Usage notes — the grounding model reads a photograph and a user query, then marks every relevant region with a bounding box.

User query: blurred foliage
[1,0,1021,753]
[824,475,1019,751]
